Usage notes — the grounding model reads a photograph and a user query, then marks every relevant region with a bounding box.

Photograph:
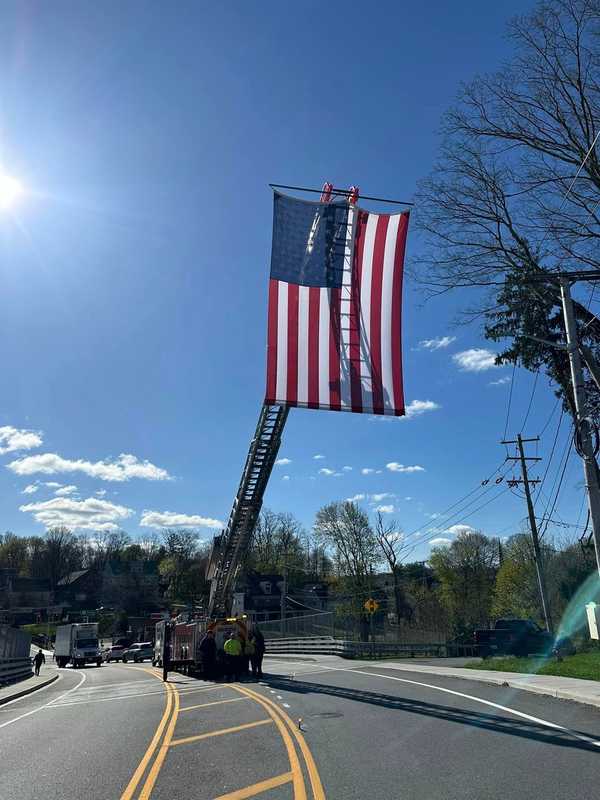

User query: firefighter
[245,634,257,679]
[223,632,242,681]
[252,627,265,679]
[199,630,217,680]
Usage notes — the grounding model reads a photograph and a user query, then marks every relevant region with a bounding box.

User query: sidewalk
[0,669,58,706]
[374,660,600,710]
[265,653,600,709]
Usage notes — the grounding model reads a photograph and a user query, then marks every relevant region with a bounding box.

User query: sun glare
[0,174,24,210]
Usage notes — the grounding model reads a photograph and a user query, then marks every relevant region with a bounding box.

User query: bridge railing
[0,657,33,686]
[264,636,448,659]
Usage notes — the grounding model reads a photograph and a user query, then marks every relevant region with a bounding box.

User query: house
[0,569,57,625]
[239,572,283,619]
[55,569,102,610]
[101,560,160,613]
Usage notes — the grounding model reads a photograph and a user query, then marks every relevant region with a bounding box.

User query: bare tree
[374,513,412,624]
[416,0,600,293]
[414,0,600,415]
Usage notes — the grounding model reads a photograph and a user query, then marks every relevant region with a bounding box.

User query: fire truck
[154,184,351,675]
[154,404,288,674]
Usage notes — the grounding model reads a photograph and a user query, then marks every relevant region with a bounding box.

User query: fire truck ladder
[206,403,289,618]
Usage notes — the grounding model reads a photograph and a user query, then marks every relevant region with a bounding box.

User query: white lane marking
[282,703,291,708]
[347,668,600,749]
[46,688,179,707]
[0,672,62,709]
[0,670,86,730]
[276,695,283,699]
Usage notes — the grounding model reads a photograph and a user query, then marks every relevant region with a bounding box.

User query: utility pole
[560,278,600,577]
[502,434,553,633]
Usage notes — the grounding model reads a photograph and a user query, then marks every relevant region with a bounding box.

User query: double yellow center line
[119,671,176,800]
[119,669,325,800]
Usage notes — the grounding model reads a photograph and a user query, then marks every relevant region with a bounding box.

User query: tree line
[1,500,597,640]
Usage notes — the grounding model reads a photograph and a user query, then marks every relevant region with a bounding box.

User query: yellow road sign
[364,599,379,614]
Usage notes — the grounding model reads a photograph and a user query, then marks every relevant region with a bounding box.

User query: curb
[0,672,58,706]
[376,663,600,710]
[265,655,318,663]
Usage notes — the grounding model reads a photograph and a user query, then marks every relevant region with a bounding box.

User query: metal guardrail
[0,657,33,686]
[264,636,449,659]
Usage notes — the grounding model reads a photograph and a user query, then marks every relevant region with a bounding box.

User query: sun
[0,174,24,210]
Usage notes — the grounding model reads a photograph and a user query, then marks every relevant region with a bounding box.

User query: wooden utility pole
[560,278,600,578]
[502,435,553,634]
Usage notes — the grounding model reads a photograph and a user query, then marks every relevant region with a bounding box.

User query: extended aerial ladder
[205,182,358,620]
[206,403,289,618]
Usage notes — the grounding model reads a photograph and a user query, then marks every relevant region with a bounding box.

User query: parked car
[474,618,575,658]
[103,645,125,662]
[121,642,154,663]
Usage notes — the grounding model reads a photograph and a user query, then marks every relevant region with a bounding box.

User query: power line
[534,407,565,509]
[406,483,513,553]
[503,361,517,445]
[539,398,560,438]
[538,431,574,541]
[400,460,510,545]
[402,467,511,546]
[520,370,539,432]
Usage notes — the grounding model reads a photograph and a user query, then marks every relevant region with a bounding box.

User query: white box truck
[54,623,102,668]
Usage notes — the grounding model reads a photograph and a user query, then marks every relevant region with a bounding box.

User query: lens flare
[0,174,24,210]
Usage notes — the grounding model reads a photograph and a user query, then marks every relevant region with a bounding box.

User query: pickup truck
[474,618,575,658]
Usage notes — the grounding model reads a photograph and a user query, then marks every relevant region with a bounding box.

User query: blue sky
[0,1,586,558]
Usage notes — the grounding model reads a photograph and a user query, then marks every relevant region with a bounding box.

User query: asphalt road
[2,654,600,799]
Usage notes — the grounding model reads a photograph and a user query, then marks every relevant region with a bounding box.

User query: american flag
[265,190,409,415]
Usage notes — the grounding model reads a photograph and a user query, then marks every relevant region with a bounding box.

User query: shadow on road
[264,675,600,753]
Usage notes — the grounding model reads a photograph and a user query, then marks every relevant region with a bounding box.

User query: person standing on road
[223,632,242,681]
[244,635,255,678]
[199,630,217,680]
[252,627,265,679]
[33,649,45,676]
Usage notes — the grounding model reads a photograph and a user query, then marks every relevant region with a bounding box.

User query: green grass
[464,652,600,682]
[22,623,57,637]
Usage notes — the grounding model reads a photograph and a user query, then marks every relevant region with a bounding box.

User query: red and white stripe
[265,209,409,416]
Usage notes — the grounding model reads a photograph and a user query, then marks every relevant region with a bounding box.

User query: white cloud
[446,524,477,536]
[54,485,78,497]
[430,537,452,547]
[375,504,395,513]
[22,483,39,495]
[418,336,456,351]
[346,493,366,502]
[20,496,134,531]
[275,458,291,466]
[361,468,375,475]
[342,466,352,471]
[386,462,425,473]
[453,348,498,372]
[404,399,440,419]
[96,489,107,498]
[282,475,290,481]
[313,454,326,460]
[369,399,440,423]
[44,482,62,488]
[319,468,335,476]
[140,511,223,529]
[404,496,412,501]
[7,452,171,482]
[489,376,511,386]
[0,426,43,455]
[371,492,395,502]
